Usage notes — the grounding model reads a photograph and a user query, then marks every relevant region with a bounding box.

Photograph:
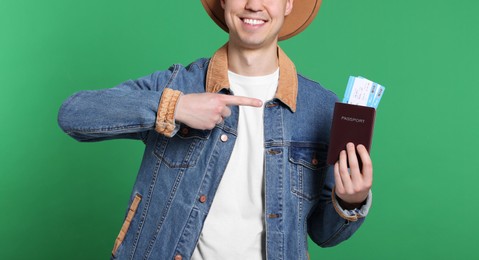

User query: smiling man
[58,0,373,259]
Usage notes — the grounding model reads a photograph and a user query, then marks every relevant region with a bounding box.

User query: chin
[233,35,276,50]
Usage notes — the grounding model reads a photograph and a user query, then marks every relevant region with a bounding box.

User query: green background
[1,0,478,259]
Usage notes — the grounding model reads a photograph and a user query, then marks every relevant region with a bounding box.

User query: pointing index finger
[222,95,263,107]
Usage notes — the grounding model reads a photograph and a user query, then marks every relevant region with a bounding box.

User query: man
[58,0,373,259]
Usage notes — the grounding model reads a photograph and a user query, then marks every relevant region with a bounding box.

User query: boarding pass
[342,76,385,109]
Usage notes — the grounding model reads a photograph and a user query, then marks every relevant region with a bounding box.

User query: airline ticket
[342,76,385,109]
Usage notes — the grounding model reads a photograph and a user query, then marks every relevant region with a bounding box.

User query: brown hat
[200,0,322,41]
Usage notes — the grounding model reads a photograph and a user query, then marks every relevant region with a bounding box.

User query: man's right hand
[175,93,263,130]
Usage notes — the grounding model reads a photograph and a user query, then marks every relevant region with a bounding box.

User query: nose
[245,0,263,12]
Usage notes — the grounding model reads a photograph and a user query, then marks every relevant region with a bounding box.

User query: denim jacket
[58,45,371,260]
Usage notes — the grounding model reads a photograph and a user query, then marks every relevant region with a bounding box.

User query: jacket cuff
[155,88,182,137]
[332,188,372,222]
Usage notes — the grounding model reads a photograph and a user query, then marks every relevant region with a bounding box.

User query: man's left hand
[333,142,373,209]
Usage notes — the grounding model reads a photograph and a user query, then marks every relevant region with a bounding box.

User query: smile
[242,18,266,25]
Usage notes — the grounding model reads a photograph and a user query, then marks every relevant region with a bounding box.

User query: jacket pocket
[154,125,211,168]
[289,144,328,201]
[112,193,142,257]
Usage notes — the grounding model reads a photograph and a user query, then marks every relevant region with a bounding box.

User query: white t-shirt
[191,69,279,259]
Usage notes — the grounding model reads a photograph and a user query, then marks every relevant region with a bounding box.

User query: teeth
[243,19,265,25]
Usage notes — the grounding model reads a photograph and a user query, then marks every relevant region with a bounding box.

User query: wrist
[336,196,366,210]
[331,187,372,221]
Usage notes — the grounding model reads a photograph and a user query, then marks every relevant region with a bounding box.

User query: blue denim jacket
[58,45,369,260]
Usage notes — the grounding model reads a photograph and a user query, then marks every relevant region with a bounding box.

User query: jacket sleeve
[58,68,180,142]
[307,165,372,247]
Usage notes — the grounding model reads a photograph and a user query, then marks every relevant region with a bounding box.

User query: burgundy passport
[327,102,376,165]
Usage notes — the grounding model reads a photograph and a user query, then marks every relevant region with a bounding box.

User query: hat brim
[201,0,322,41]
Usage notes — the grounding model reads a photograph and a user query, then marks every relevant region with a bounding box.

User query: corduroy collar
[205,44,298,112]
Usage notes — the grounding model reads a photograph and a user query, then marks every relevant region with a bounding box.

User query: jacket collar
[205,44,298,112]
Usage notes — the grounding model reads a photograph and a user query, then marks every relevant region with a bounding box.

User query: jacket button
[268,149,281,155]
[180,127,189,135]
[266,102,278,108]
[220,134,228,142]
[199,195,207,203]
[312,158,319,165]
[174,254,182,260]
